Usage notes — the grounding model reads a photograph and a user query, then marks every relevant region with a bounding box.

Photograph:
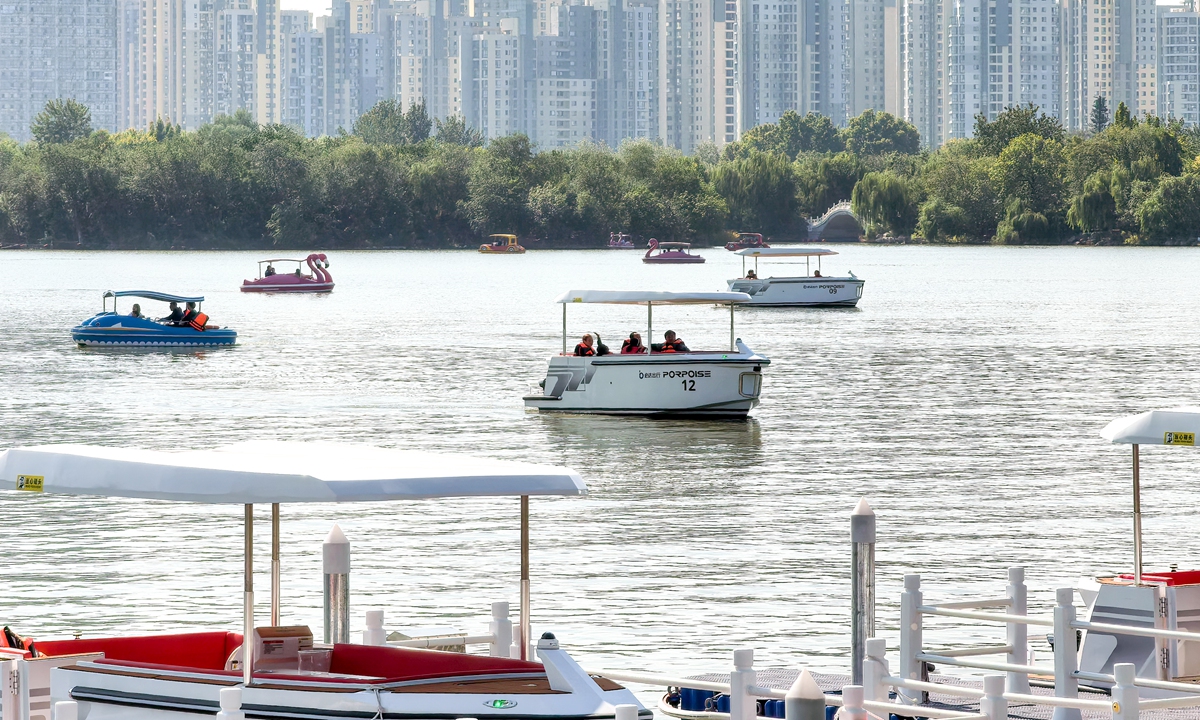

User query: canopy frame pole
[807,257,810,276]
[1133,444,1142,585]
[741,256,746,276]
[647,302,653,353]
[243,504,254,687]
[562,304,567,356]
[729,303,735,351]
[519,495,530,661]
[271,503,280,626]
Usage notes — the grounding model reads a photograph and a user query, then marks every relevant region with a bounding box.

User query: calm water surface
[2,246,1200,698]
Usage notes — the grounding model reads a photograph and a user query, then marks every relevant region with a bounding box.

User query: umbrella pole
[1133,444,1142,585]
[244,504,254,687]
[520,495,530,661]
[271,503,280,626]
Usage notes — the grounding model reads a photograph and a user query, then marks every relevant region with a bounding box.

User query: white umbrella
[1100,408,1200,584]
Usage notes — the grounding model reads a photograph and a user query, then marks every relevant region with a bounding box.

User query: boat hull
[642,256,705,264]
[241,278,334,293]
[72,314,237,347]
[524,349,767,417]
[727,276,864,306]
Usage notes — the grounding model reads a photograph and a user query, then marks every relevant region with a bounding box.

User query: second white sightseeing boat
[523,290,768,418]
[727,248,864,307]
[0,443,649,720]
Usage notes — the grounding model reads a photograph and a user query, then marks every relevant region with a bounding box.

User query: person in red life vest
[620,332,646,354]
[181,301,210,332]
[652,330,689,353]
[573,333,595,356]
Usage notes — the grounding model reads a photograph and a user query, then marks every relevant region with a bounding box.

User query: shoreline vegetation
[4,98,1200,250]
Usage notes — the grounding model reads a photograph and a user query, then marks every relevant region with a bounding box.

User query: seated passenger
[264,264,276,276]
[129,303,143,319]
[813,269,822,277]
[573,333,595,357]
[160,301,184,325]
[294,268,303,276]
[621,332,646,354]
[746,269,757,280]
[181,302,198,325]
[652,330,689,353]
[594,333,611,356]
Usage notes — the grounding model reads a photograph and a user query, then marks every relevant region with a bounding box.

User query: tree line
[3,98,1200,248]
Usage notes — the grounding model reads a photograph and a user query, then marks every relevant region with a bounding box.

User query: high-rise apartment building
[901,0,947,145]
[987,0,1060,118]
[535,4,599,146]
[1159,2,1199,124]
[281,10,327,136]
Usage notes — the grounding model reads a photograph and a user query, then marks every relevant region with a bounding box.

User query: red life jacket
[188,312,209,331]
[574,344,595,357]
[659,338,684,353]
[620,340,645,354]
[2,626,39,656]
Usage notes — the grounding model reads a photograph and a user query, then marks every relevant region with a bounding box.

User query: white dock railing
[887,568,1200,718]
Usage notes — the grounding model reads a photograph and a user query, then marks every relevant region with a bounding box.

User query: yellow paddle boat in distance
[479,234,526,254]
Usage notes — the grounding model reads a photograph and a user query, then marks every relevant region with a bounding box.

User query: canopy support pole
[243,504,254,687]
[271,503,280,626]
[647,303,653,352]
[729,303,735,351]
[1133,444,1142,585]
[519,495,530,661]
[562,304,567,356]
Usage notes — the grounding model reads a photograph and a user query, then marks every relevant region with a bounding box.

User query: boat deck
[686,669,1196,719]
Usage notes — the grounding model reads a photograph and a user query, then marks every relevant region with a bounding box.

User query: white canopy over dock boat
[1073,409,1200,690]
[0,443,647,720]
[522,290,768,418]
[727,248,864,307]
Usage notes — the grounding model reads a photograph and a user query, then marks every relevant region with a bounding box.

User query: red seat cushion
[330,644,543,682]
[35,632,243,671]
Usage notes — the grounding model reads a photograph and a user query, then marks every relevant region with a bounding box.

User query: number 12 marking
[681,380,696,391]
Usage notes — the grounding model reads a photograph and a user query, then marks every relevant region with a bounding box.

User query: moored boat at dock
[523,290,767,417]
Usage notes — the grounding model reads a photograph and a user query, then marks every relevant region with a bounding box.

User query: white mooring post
[53,701,78,720]
[730,649,757,720]
[614,705,639,720]
[1051,587,1082,720]
[216,687,245,720]
[863,638,889,702]
[850,499,876,686]
[323,524,351,644]
[1110,663,1138,720]
[840,685,867,720]
[1006,567,1031,694]
[489,601,514,657]
[981,675,1007,720]
[363,610,386,646]
[898,574,927,704]
[785,669,825,720]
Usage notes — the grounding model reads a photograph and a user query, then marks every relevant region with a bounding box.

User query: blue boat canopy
[103,290,205,303]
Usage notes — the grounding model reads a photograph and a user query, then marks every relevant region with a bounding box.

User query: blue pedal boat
[72,290,237,347]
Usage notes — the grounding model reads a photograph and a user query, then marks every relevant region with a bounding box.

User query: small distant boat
[241,253,333,293]
[72,291,237,347]
[725,232,770,251]
[642,239,704,264]
[480,234,526,254]
[608,232,637,249]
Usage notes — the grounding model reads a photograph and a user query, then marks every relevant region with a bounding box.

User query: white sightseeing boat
[727,248,864,307]
[0,443,649,720]
[523,290,768,418]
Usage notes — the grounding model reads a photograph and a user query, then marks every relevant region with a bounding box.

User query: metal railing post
[981,675,1007,720]
[1006,567,1030,694]
[730,649,756,720]
[489,601,513,657]
[1051,588,1082,720]
[863,638,889,702]
[1110,663,1138,720]
[899,574,927,704]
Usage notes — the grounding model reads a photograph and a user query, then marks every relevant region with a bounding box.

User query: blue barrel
[716,695,730,713]
[825,706,837,720]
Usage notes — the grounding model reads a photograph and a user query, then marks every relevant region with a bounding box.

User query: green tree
[851,171,918,236]
[434,115,484,147]
[973,104,1064,156]
[31,99,93,144]
[460,134,536,234]
[149,117,182,142]
[990,133,1065,219]
[1067,170,1118,232]
[712,151,798,233]
[794,152,864,216]
[1091,97,1111,134]
[353,100,431,145]
[1137,174,1200,241]
[1113,102,1135,129]
[841,110,921,155]
[919,140,1000,239]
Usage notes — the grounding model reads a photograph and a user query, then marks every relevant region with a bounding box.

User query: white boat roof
[555,290,752,305]
[0,443,587,503]
[735,247,839,257]
[1101,408,1200,446]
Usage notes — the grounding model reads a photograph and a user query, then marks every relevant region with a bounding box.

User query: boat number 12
[681,380,696,391]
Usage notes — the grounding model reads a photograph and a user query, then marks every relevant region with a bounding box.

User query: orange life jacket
[574,344,595,357]
[659,338,684,353]
[188,312,209,331]
[620,340,644,354]
[2,626,39,656]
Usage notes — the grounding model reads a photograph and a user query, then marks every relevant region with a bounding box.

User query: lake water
[3,246,1200,702]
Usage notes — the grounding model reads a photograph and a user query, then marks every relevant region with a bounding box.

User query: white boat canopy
[734,247,839,257]
[0,442,586,503]
[1100,408,1200,585]
[555,289,751,305]
[0,442,583,673]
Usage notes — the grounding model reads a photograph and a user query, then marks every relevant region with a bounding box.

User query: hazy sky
[282,0,332,16]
